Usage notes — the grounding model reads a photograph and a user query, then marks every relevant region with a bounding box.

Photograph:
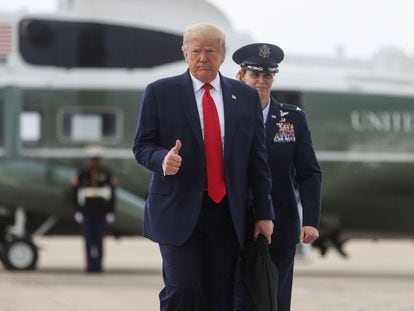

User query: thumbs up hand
[171,139,182,154]
[162,140,182,176]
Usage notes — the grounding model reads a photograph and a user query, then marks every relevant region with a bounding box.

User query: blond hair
[236,68,247,81]
[182,23,226,53]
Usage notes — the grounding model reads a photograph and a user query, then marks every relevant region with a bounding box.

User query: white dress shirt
[262,99,270,124]
[189,73,225,149]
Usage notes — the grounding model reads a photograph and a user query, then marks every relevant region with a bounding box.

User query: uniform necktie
[202,83,226,203]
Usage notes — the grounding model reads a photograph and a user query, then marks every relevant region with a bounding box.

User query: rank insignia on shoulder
[273,122,296,142]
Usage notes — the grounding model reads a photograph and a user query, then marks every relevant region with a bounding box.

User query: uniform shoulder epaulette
[280,103,302,112]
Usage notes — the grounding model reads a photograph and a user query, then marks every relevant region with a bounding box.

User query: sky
[208,0,414,59]
[1,0,413,60]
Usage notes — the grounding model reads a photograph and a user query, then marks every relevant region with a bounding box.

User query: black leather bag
[240,234,279,311]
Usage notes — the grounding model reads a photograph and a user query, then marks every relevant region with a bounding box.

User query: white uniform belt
[77,186,111,206]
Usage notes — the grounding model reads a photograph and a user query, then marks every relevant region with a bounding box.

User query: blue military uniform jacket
[265,98,322,247]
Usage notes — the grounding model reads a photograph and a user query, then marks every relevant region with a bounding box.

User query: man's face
[89,157,100,168]
[183,37,225,83]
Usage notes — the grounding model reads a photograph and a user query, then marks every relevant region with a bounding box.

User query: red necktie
[202,84,227,203]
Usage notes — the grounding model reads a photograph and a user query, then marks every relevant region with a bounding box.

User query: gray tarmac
[1,237,413,311]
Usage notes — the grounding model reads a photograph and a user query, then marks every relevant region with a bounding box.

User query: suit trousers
[158,194,240,311]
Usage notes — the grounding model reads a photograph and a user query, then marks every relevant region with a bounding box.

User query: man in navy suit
[133,24,275,311]
[233,43,322,310]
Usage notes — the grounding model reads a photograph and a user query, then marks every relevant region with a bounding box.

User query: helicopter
[1,0,413,270]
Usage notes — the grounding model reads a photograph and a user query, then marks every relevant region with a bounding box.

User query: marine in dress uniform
[233,43,322,311]
[72,147,117,272]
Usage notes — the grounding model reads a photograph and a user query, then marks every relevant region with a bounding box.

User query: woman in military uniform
[233,43,322,311]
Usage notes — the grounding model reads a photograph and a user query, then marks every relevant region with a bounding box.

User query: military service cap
[85,145,105,158]
[232,43,284,73]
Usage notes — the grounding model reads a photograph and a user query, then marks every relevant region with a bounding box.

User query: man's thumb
[172,139,182,154]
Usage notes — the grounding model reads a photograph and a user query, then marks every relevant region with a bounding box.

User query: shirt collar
[262,99,271,123]
[189,72,221,93]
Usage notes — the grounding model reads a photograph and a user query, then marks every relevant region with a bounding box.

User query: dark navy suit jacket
[265,99,322,247]
[133,70,274,247]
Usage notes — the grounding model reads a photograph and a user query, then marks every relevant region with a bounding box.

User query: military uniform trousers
[82,215,108,272]
[269,245,296,311]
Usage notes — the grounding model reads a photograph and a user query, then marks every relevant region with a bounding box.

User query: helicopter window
[61,111,117,142]
[20,111,41,142]
[19,18,183,68]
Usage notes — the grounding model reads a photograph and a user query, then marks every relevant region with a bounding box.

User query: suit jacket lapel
[221,75,237,164]
[176,71,204,151]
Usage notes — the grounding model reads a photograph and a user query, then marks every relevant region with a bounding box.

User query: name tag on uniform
[273,122,296,142]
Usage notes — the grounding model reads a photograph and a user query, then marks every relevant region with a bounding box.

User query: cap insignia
[259,44,271,58]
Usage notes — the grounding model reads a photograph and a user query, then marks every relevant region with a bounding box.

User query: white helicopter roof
[1,0,414,97]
